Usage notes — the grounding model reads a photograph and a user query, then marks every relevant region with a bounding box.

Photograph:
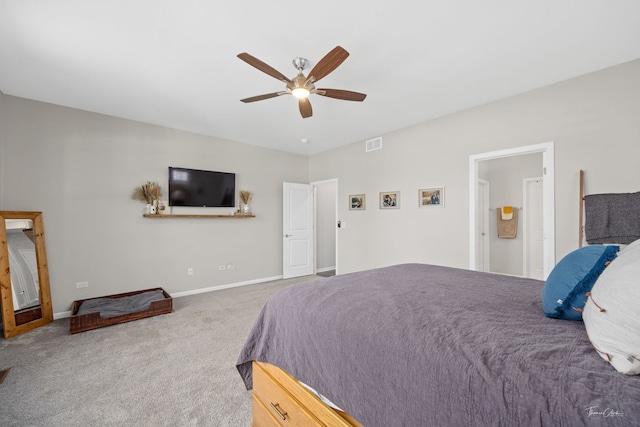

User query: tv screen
[168,167,235,207]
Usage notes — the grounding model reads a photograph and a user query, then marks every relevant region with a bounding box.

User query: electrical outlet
[219,265,226,270]
[226,264,234,270]
[76,281,89,289]
[187,268,193,276]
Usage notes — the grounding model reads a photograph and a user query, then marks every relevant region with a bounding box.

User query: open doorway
[479,154,542,277]
[469,142,555,279]
[312,179,338,277]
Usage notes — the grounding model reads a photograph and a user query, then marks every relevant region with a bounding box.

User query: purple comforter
[237,264,640,426]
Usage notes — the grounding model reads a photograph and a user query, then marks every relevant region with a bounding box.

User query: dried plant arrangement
[239,190,252,206]
[132,181,162,204]
[239,190,253,215]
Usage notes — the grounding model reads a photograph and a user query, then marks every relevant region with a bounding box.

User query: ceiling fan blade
[240,92,285,103]
[237,53,291,83]
[299,98,312,118]
[307,46,349,83]
[316,89,367,102]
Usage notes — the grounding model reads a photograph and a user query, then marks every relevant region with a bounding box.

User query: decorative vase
[242,204,251,215]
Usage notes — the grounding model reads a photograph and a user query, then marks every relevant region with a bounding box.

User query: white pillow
[583,238,640,374]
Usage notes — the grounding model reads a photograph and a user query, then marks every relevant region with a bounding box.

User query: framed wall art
[419,187,444,208]
[379,192,400,209]
[349,194,366,210]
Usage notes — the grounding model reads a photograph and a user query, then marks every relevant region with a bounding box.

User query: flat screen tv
[168,167,235,207]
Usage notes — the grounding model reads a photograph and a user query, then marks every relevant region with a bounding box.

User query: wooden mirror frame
[0,211,54,338]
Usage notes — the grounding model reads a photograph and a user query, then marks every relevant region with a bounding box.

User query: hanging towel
[501,206,514,220]
[497,207,518,239]
[585,192,640,244]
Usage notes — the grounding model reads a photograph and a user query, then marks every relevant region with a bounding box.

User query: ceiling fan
[237,46,367,118]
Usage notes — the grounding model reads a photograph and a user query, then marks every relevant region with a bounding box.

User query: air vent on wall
[365,137,382,152]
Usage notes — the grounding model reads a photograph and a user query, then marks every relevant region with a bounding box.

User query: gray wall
[0,94,308,314]
[3,58,640,314]
[309,59,640,274]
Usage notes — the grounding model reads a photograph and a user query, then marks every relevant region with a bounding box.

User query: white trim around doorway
[469,142,555,279]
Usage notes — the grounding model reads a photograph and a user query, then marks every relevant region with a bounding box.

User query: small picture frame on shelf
[419,187,444,208]
[157,200,171,215]
[379,192,400,209]
[349,194,366,210]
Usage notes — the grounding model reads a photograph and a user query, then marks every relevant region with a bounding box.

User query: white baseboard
[169,275,282,298]
[53,274,283,320]
[316,266,336,273]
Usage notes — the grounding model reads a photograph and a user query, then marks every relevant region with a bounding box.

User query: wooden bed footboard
[251,361,363,427]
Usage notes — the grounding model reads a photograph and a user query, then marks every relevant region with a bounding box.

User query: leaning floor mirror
[0,211,53,338]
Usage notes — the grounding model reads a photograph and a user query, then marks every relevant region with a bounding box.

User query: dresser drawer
[252,361,361,427]
[253,361,323,426]
[252,394,282,427]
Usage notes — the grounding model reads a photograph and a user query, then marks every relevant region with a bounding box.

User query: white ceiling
[1,1,639,156]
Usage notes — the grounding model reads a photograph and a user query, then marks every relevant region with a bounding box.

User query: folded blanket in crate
[76,289,166,318]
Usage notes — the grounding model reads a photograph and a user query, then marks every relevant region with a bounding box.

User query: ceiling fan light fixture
[290,72,311,98]
[238,46,367,118]
[291,87,310,99]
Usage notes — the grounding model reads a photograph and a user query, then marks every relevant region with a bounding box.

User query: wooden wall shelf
[143,214,255,219]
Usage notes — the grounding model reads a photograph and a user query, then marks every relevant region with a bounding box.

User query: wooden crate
[70,287,172,334]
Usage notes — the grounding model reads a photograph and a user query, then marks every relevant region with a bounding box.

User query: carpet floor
[0,274,322,427]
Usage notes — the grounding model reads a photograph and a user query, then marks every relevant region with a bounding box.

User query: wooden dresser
[252,361,363,427]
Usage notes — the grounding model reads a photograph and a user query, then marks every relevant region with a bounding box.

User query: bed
[237,262,640,426]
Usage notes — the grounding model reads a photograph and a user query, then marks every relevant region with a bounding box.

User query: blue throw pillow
[542,245,619,320]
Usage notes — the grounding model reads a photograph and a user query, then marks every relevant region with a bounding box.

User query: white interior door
[283,182,314,279]
[523,177,544,279]
[476,180,490,272]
